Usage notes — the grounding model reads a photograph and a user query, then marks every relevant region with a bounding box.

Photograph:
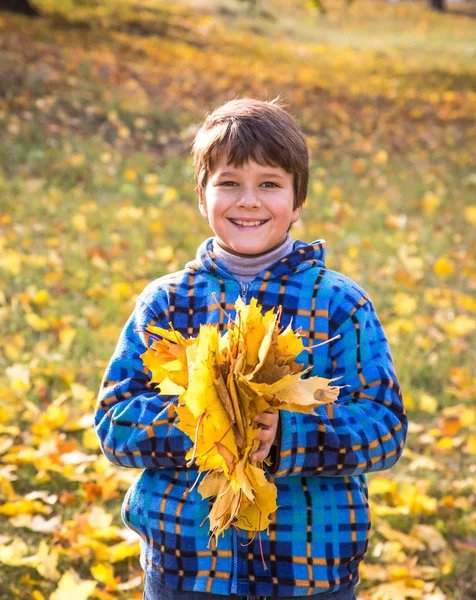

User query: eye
[219,181,238,187]
[261,181,279,188]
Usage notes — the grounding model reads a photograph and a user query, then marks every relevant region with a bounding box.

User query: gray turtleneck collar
[211,235,294,285]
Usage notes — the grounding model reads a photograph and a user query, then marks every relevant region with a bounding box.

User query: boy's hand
[251,409,279,462]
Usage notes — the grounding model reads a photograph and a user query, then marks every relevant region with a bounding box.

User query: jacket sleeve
[269,297,407,478]
[94,298,193,469]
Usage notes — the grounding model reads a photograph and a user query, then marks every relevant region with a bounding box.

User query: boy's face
[200,157,301,257]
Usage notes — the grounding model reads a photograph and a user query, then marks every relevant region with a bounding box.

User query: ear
[290,206,301,224]
[198,197,208,220]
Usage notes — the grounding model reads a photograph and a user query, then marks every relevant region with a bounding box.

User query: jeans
[143,576,357,600]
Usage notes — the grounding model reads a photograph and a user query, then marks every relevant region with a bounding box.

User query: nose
[236,186,261,209]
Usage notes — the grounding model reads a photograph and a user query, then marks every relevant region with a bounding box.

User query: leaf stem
[258,511,267,571]
[211,292,236,325]
[168,321,183,345]
[187,411,206,466]
[134,329,163,342]
[308,334,341,349]
[187,468,210,495]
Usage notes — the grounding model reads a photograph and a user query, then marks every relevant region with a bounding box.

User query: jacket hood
[191,237,327,281]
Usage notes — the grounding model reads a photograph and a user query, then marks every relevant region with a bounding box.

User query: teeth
[231,220,265,227]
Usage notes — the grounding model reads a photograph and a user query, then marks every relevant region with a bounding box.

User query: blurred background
[0,0,475,598]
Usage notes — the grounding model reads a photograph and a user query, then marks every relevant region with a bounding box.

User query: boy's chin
[216,239,284,257]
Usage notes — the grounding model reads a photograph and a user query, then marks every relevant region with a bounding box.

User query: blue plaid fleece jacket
[95,238,407,597]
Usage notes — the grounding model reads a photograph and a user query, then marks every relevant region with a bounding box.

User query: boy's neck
[212,235,294,285]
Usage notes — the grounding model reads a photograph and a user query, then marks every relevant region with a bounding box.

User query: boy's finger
[255,428,271,442]
[252,442,270,462]
[253,412,278,426]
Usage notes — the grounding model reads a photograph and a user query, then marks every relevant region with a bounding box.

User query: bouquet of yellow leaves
[140,297,340,546]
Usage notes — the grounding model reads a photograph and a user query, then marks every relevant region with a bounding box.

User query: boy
[95,98,407,600]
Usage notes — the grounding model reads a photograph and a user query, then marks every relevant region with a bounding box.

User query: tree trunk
[428,0,446,11]
[0,0,40,16]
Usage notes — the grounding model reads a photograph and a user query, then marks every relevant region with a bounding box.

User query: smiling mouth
[228,219,269,227]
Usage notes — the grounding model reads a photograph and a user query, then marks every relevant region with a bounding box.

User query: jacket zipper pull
[240,283,248,299]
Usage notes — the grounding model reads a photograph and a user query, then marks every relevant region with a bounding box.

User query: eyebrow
[215,170,285,179]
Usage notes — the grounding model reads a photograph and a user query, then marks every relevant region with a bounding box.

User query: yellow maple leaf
[91,563,118,590]
[464,435,476,455]
[0,499,50,516]
[25,540,61,581]
[433,256,454,278]
[419,393,438,413]
[368,476,398,496]
[244,373,339,412]
[441,315,475,338]
[50,571,96,600]
[464,205,476,227]
[0,538,29,566]
[140,324,194,387]
[235,462,278,531]
[275,322,305,363]
[410,524,447,553]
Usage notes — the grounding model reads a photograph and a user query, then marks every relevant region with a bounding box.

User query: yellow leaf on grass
[464,435,476,454]
[26,540,61,581]
[371,503,409,517]
[396,482,438,515]
[5,364,31,393]
[373,150,388,164]
[25,312,49,331]
[393,293,417,316]
[105,541,140,563]
[368,476,397,496]
[90,563,117,589]
[32,289,50,306]
[0,468,15,498]
[377,523,425,551]
[72,214,87,232]
[123,168,138,182]
[0,538,29,566]
[441,315,475,338]
[359,562,388,581]
[59,327,77,350]
[422,192,441,215]
[419,393,438,413]
[162,187,178,205]
[368,580,424,599]
[0,499,50,516]
[464,205,476,227]
[433,256,454,278]
[0,249,23,274]
[10,514,61,533]
[50,571,96,600]
[410,524,447,553]
[67,153,86,167]
[87,506,113,531]
[385,214,407,230]
[110,282,133,300]
[436,436,454,450]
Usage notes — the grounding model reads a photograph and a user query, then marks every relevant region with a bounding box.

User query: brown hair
[192,98,309,209]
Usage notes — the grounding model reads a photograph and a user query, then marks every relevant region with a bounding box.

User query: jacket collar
[191,237,327,282]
